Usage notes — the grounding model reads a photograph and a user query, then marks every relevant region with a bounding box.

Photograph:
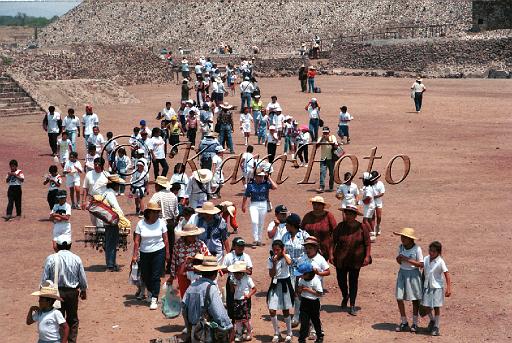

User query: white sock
[428,312,434,321]
[284,316,292,336]
[271,316,279,335]
[401,316,407,324]
[235,321,243,335]
[413,315,418,325]
[435,315,440,328]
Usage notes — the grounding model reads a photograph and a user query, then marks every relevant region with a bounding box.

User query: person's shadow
[371,322,397,331]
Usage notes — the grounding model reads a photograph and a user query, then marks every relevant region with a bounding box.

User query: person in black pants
[295,262,324,343]
[266,125,278,163]
[4,159,24,221]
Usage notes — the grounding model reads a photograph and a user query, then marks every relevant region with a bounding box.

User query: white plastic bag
[129,262,139,285]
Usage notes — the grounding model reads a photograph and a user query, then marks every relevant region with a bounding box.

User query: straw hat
[31,280,63,301]
[309,196,330,208]
[302,236,320,247]
[192,169,213,183]
[227,261,248,273]
[177,224,205,237]
[154,176,171,188]
[145,201,161,212]
[341,204,363,216]
[393,227,418,240]
[107,174,125,184]
[195,201,221,215]
[219,102,234,110]
[360,171,372,181]
[193,253,205,260]
[220,200,234,207]
[220,201,235,217]
[194,255,224,272]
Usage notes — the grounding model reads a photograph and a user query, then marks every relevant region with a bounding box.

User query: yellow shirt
[252,100,263,111]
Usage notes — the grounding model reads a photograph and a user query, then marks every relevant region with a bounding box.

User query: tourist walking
[411,77,426,113]
[301,196,336,263]
[316,127,338,192]
[298,64,307,92]
[305,99,321,141]
[62,108,80,151]
[218,102,235,153]
[43,106,61,156]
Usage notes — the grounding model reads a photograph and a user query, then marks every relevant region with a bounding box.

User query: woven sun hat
[154,176,171,188]
[195,201,221,215]
[341,204,363,216]
[393,227,418,240]
[107,174,125,184]
[192,169,213,183]
[227,261,248,273]
[193,253,205,260]
[301,236,320,247]
[309,195,330,208]
[194,255,224,272]
[219,102,234,110]
[145,201,161,212]
[177,223,205,237]
[31,280,63,301]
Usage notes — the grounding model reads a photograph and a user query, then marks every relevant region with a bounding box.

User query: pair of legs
[267,142,277,163]
[139,247,166,301]
[243,131,250,145]
[298,298,323,343]
[269,309,292,341]
[300,79,307,92]
[338,125,350,144]
[58,287,80,343]
[249,200,267,244]
[319,159,334,191]
[297,144,309,165]
[48,132,59,155]
[307,78,315,93]
[219,124,234,152]
[309,118,319,141]
[69,185,81,207]
[153,158,169,178]
[374,207,383,234]
[104,225,119,270]
[336,267,360,309]
[5,185,22,218]
[414,92,423,112]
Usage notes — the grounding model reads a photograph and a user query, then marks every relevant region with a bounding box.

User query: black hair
[9,159,18,167]
[70,151,78,158]
[48,105,55,112]
[118,147,126,155]
[61,131,68,136]
[170,182,181,192]
[344,172,352,182]
[68,108,75,115]
[87,144,96,151]
[133,127,140,133]
[56,242,71,250]
[106,131,113,138]
[272,239,284,249]
[174,162,185,174]
[340,106,348,112]
[93,157,105,166]
[165,101,171,105]
[429,241,442,254]
[182,206,195,217]
[49,165,58,173]
[201,270,218,278]
[246,145,254,153]
[152,127,161,136]
[362,178,372,186]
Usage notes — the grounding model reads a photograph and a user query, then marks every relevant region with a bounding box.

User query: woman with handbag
[331,204,371,316]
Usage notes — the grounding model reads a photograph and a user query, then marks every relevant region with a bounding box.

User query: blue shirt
[244,180,271,202]
[199,137,220,160]
[282,230,310,273]
[196,214,228,256]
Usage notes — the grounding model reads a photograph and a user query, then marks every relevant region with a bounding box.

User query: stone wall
[472,0,512,31]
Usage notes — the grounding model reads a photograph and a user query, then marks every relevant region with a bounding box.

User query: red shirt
[221,207,239,230]
[307,70,317,79]
[332,220,371,269]
[301,211,337,259]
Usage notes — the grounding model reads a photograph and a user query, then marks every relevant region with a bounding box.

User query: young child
[229,261,257,342]
[360,172,376,241]
[295,261,324,343]
[185,110,198,146]
[335,172,360,220]
[267,239,293,343]
[275,110,284,145]
[57,131,73,167]
[63,151,83,209]
[115,147,131,195]
[50,190,71,251]
[393,227,424,333]
[267,204,289,242]
[296,127,311,168]
[337,106,353,144]
[257,111,268,145]
[3,159,24,221]
[240,145,255,190]
[283,116,293,155]
[170,163,189,203]
[211,146,225,198]
[27,281,69,343]
[104,131,118,171]
[130,161,149,216]
[44,165,62,210]
[84,144,99,172]
[422,241,452,336]
[240,106,253,146]
[266,125,278,163]
[129,126,141,160]
[370,171,385,236]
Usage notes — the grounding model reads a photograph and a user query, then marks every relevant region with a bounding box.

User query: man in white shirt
[148,127,169,178]
[81,157,109,227]
[43,106,61,156]
[239,76,255,111]
[62,108,81,152]
[87,126,105,152]
[160,101,177,122]
[82,105,99,150]
[411,77,426,113]
[212,77,226,106]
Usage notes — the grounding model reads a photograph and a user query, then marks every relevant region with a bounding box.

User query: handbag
[318,118,324,127]
[87,195,120,226]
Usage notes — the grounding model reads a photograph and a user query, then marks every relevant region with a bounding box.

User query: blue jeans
[104,225,119,268]
[320,159,334,190]
[284,135,292,153]
[83,134,91,150]
[241,92,252,110]
[414,92,423,112]
[308,78,315,93]
[139,247,166,299]
[219,124,234,152]
[67,130,78,152]
[309,118,320,141]
[253,110,261,134]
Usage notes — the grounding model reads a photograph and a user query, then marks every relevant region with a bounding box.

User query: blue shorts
[338,125,349,137]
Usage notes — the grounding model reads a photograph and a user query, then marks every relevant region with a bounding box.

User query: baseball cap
[293,261,314,276]
[275,204,288,214]
[55,234,72,246]
[56,189,67,199]
[140,120,146,126]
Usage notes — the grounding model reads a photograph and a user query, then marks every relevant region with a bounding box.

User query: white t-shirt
[212,155,224,184]
[162,107,177,121]
[82,113,99,136]
[135,218,168,253]
[361,185,375,208]
[84,153,100,171]
[298,275,323,300]
[223,251,253,270]
[398,244,423,271]
[51,203,72,241]
[194,64,203,74]
[232,275,255,300]
[241,152,254,173]
[275,114,284,129]
[308,106,320,120]
[298,253,330,282]
[267,221,287,241]
[267,132,278,144]
[64,160,82,184]
[266,101,281,113]
[267,254,291,279]
[411,82,426,93]
[58,138,71,159]
[338,112,353,126]
[47,174,62,191]
[131,170,149,188]
[336,182,359,207]
[87,133,105,151]
[240,113,253,132]
[423,255,448,289]
[32,308,66,341]
[82,170,108,195]
[372,181,386,207]
[46,112,61,133]
[170,173,189,198]
[148,136,166,159]
[63,116,80,132]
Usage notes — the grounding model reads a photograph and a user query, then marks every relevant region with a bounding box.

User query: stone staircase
[0,73,45,117]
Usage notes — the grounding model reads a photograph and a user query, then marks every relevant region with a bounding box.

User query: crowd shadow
[84,264,107,272]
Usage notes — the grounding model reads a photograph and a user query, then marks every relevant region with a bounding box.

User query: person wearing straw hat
[316,126,338,193]
[193,202,230,264]
[218,201,239,234]
[183,169,213,209]
[301,196,337,261]
[132,201,170,310]
[182,256,233,342]
[27,280,69,343]
[332,204,371,316]
[167,224,208,298]
[411,76,426,113]
[227,261,257,342]
[370,170,386,236]
[40,235,88,343]
[242,168,278,247]
[393,227,424,333]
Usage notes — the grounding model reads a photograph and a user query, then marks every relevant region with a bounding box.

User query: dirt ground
[0,75,511,343]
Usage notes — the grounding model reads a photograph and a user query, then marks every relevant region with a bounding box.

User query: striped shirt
[150,189,179,220]
[41,250,88,291]
[282,229,310,272]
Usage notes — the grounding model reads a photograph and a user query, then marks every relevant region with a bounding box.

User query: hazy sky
[0,0,82,18]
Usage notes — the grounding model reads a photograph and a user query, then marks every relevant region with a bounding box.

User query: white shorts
[363,205,375,218]
[374,198,383,209]
[66,176,80,188]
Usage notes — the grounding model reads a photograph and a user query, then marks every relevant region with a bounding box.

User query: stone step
[0,101,37,108]
[0,106,43,114]
[0,96,35,103]
[0,110,43,117]
[0,92,27,98]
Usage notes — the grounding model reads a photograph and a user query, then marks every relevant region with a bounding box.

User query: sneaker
[316,188,324,193]
[291,319,300,328]
[149,297,158,310]
[431,327,440,336]
[243,333,252,341]
[410,324,418,333]
[308,332,316,340]
[427,320,436,332]
[340,297,348,309]
[272,335,281,343]
[285,335,292,342]
[370,236,377,243]
[395,322,410,332]
[348,306,357,316]
[235,336,243,342]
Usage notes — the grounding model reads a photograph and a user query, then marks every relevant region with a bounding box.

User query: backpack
[191,283,231,343]
[314,86,322,93]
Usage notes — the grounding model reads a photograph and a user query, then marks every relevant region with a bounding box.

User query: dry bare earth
[0,76,511,343]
